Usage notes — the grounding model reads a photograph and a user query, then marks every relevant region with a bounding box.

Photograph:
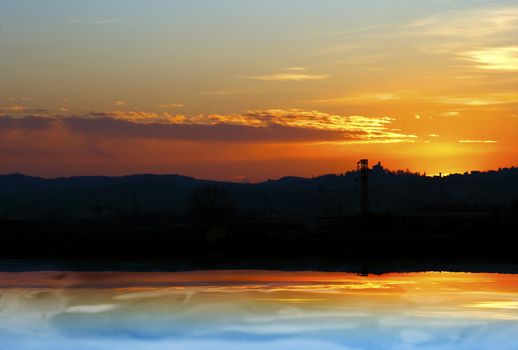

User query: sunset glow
[0,0,517,180]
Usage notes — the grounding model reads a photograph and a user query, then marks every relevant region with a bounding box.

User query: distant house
[372,162,385,175]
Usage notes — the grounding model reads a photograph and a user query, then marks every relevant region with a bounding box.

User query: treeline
[0,167,516,223]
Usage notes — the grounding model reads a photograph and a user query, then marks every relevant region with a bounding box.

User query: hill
[0,166,517,222]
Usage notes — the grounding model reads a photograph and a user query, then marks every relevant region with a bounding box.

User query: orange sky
[1,1,517,180]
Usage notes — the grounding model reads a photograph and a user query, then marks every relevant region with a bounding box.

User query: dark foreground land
[1,212,517,274]
[1,167,517,273]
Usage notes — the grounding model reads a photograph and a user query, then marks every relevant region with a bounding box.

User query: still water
[1,271,517,349]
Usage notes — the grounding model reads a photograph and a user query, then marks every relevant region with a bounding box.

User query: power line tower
[357,159,369,215]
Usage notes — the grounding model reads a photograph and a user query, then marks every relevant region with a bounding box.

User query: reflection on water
[1,271,518,349]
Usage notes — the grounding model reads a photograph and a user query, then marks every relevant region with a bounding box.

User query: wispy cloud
[407,5,518,76]
[0,105,49,115]
[437,93,518,106]
[2,108,417,144]
[408,6,518,39]
[459,140,498,144]
[285,67,307,71]
[95,108,416,144]
[314,93,405,105]
[462,46,518,71]
[246,67,329,82]
[97,110,170,124]
[65,304,118,314]
[440,111,460,117]
[3,96,35,101]
[201,90,241,96]
[94,19,120,25]
[246,73,330,82]
[157,103,185,109]
[316,91,518,108]
[65,18,121,25]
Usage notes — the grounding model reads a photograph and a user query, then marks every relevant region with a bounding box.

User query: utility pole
[357,159,369,215]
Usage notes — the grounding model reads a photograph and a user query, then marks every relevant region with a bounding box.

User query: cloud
[157,103,185,109]
[437,94,518,106]
[200,91,245,96]
[407,5,518,75]
[239,109,416,143]
[440,111,460,117]
[65,304,117,314]
[0,108,417,144]
[316,91,518,108]
[246,67,329,82]
[0,115,55,130]
[0,109,417,179]
[462,46,518,71]
[65,18,121,25]
[458,140,498,144]
[466,301,518,310]
[314,93,404,105]
[63,115,356,142]
[218,323,356,335]
[165,110,400,143]
[94,111,165,123]
[94,19,120,25]
[0,106,49,115]
[247,73,330,82]
[3,96,35,101]
[408,6,518,39]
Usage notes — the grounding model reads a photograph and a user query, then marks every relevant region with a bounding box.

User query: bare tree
[187,184,234,228]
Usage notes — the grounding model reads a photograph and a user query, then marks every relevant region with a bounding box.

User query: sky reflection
[0,271,517,349]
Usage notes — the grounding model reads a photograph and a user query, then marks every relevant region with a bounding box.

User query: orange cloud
[157,103,185,109]
[245,67,330,81]
[0,106,49,115]
[1,104,514,180]
[90,109,417,144]
[458,140,498,144]
[247,73,330,81]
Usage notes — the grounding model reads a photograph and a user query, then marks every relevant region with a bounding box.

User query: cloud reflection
[0,271,517,349]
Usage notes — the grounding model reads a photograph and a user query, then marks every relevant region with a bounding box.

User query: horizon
[1,1,517,181]
[2,163,516,184]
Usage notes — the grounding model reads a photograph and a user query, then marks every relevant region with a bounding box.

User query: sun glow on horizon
[0,0,516,179]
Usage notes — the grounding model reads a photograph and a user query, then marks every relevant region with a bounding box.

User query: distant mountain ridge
[0,173,203,195]
[0,167,517,220]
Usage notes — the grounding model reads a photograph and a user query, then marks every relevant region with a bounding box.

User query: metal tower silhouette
[357,159,369,214]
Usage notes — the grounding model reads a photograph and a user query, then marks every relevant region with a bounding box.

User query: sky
[1,271,518,349]
[0,0,517,181]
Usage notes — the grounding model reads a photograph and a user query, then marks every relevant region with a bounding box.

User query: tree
[187,184,234,228]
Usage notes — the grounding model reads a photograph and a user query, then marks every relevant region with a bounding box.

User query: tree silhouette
[187,184,234,228]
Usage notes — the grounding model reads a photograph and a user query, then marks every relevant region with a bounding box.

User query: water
[1,271,517,349]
